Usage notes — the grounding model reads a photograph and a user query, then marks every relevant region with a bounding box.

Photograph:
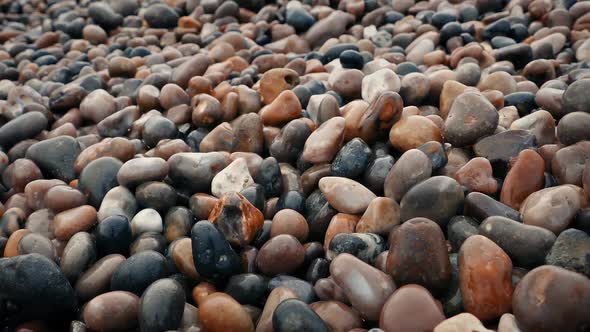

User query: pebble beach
[0,0,589,331]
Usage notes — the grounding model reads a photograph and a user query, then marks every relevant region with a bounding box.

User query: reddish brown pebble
[459,235,513,321]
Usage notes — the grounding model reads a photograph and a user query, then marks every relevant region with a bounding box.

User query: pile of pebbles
[0,0,590,330]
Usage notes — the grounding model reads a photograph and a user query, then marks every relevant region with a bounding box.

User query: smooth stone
[513,266,590,332]
[198,293,254,332]
[259,68,300,104]
[500,149,545,210]
[130,208,163,237]
[224,273,267,306]
[302,117,346,164]
[479,216,556,269]
[95,215,132,257]
[97,106,140,137]
[164,207,194,242]
[497,313,522,332]
[271,209,309,242]
[232,113,264,154]
[329,69,363,100]
[330,253,396,321]
[117,157,168,188]
[97,186,137,222]
[191,221,240,281]
[74,138,134,175]
[208,191,264,247]
[331,138,372,178]
[552,141,590,186]
[384,149,431,202]
[417,141,447,171]
[75,254,126,301]
[562,79,590,114]
[387,217,452,295]
[447,216,479,253]
[557,112,590,146]
[379,285,446,332]
[434,313,492,332]
[17,233,57,261]
[459,235,513,321]
[324,213,359,251]
[60,232,96,282]
[78,157,123,208]
[257,234,304,275]
[80,89,117,123]
[356,197,400,235]
[272,299,329,332]
[170,237,199,279]
[255,157,283,198]
[328,233,386,264]
[53,205,97,241]
[270,119,312,163]
[546,229,590,277]
[211,158,254,198]
[361,69,400,103]
[443,92,499,147]
[389,115,443,152]
[83,291,139,332]
[44,185,86,212]
[88,2,123,30]
[509,110,555,146]
[110,250,169,295]
[260,90,302,126]
[139,278,185,332]
[0,254,77,318]
[400,176,464,227]
[267,275,316,304]
[454,157,498,194]
[314,277,350,304]
[319,177,376,214]
[0,112,47,149]
[25,136,82,182]
[473,130,537,171]
[256,287,299,332]
[310,301,362,332]
[167,152,230,194]
[520,185,588,234]
[464,192,521,222]
[143,4,179,28]
[135,181,176,211]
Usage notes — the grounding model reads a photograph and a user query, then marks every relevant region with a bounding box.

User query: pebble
[379,285,445,332]
[443,92,499,147]
[500,149,545,210]
[273,299,329,332]
[330,253,396,321]
[191,221,240,281]
[400,176,465,227]
[303,117,346,164]
[319,177,376,214]
[139,278,185,332]
[0,254,77,318]
[110,250,169,295]
[459,235,513,321]
[545,229,590,277]
[387,218,451,295]
[0,0,588,329]
[384,149,431,202]
[209,191,264,247]
[519,185,588,234]
[257,234,305,275]
[389,116,443,152]
[199,292,255,332]
[83,291,139,332]
[513,266,590,331]
[479,216,556,269]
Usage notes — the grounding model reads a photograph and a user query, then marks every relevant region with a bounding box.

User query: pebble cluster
[0,0,589,331]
